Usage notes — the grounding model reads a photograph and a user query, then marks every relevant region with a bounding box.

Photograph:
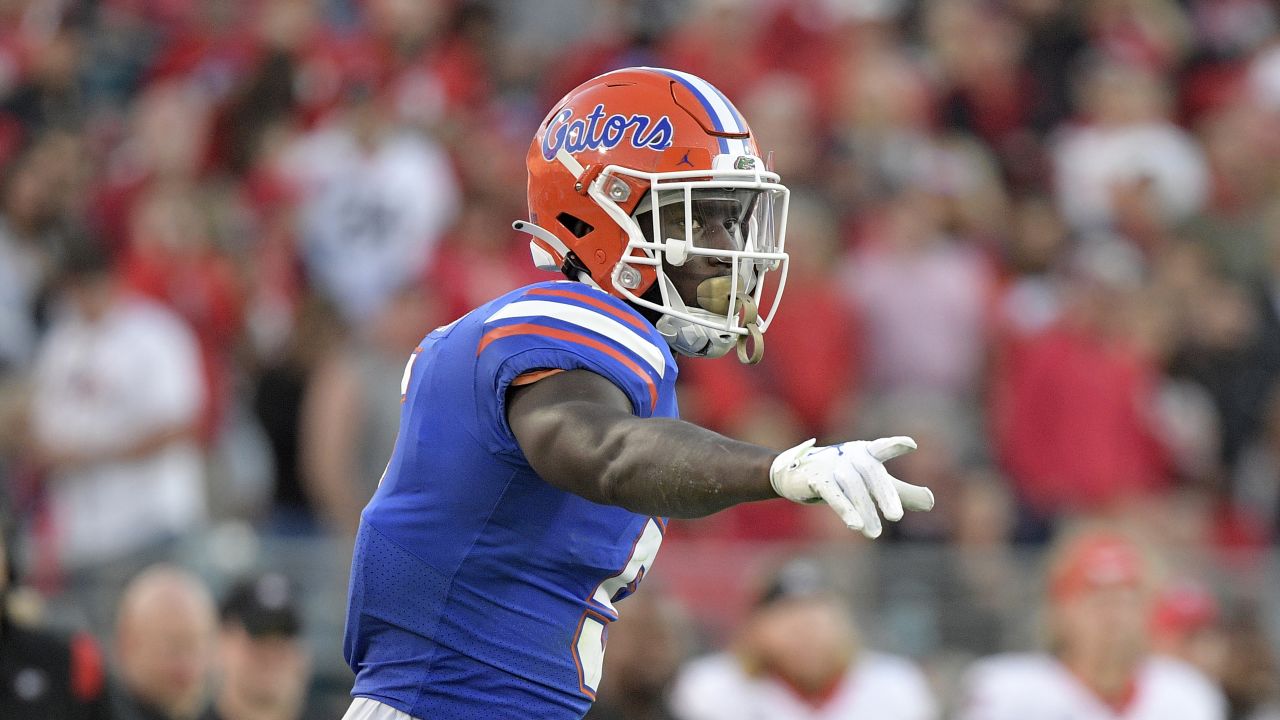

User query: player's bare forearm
[553,407,778,517]
[507,369,778,518]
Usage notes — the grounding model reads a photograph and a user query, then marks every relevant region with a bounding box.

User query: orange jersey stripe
[512,368,565,387]
[525,287,654,335]
[478,323,658,412]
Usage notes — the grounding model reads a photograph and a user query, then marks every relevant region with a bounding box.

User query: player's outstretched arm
[506,369,933,537]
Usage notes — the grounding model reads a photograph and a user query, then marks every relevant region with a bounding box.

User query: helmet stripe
[656,68,744,133]
[647,68,734,154]
[701,81,747,131]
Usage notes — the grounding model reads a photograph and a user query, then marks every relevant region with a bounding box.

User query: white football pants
[342,697,421,720]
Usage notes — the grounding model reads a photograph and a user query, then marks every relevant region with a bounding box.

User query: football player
[341,67,936,720]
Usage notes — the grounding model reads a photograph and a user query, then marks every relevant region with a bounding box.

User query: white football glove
[769,436,935,539]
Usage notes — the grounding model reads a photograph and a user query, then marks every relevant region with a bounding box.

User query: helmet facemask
[588,158,790,363]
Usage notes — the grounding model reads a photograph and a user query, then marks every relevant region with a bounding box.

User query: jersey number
[572,518,665,697]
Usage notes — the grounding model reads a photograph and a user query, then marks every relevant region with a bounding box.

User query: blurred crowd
[1,0,1280,717]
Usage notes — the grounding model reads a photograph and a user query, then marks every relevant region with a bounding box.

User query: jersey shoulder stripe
[486,300,666,377]
[520,282,665,345]
[477,322,659,412]
[525,287,651,334]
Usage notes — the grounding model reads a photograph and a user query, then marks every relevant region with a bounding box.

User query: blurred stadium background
[2,0,1280,717]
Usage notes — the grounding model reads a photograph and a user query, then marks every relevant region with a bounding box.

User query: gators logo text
[542,104,674,161]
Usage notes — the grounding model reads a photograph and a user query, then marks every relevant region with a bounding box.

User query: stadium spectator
[364,0,494,129]
[122,184,243,440]
[843,188,994,403]
[0,499,112,720]
[205,573,312,720]
[925,0,1036,175]
[299,283,439,536]
[88,81,215,256]
[826,38,934,213]
[991,240,1172,521]
[1052,58,1208,237]
[112,565,217,720]
[27,240,206,621]
[670,558,938,720]
[956,528,1227,719]
[250,294,344,535]
[280,60,460,325]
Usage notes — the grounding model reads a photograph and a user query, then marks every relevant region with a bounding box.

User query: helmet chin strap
[652,274,765,364]
[654,274,735,360]
[693,275,764,364]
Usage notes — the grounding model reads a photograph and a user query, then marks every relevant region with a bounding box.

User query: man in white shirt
[29,242,206,578]
[1052,60,1208,234]
[957,529,1227,720]
[282,77,459,325]
[670,559,937,720]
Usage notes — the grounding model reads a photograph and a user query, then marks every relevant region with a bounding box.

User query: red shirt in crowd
[991,322,1172,513]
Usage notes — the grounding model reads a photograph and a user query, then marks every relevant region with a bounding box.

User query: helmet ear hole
[556,212,594,238]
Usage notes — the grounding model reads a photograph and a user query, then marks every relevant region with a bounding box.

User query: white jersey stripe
[591,518,664,612]
[486,300,666,378]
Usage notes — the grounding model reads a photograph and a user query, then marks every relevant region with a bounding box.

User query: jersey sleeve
[474,284,672,454]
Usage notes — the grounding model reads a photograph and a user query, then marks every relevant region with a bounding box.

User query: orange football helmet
[514,66,790,363]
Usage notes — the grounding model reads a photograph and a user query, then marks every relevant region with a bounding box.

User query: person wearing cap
[203,573,312,720]
[669,559,937,720]
[956,528,1227,720]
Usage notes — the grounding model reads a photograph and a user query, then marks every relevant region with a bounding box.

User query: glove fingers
[866,436,917,463]
[895,480,936,512]
[815,478,864,533]
[866,462,905,522]
[836,463,882,539]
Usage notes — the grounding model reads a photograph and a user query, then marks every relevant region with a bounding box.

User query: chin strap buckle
[733,292,764,364]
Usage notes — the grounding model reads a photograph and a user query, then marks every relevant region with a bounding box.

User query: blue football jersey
[344,280,679,720]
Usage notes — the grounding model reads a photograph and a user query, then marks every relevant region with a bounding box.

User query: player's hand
[768,437,934,539]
